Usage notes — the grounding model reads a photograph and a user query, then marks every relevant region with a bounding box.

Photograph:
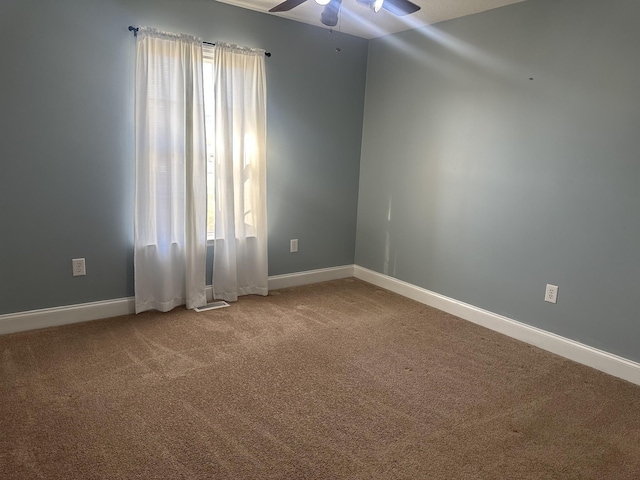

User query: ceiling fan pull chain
[336,10,342,52]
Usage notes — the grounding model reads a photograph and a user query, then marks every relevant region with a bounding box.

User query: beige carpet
[1,278,639,479]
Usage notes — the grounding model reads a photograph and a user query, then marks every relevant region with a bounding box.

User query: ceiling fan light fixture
[320,0,341,26]
[320,9,339,26]
[315,0,331,5]
[371,0,384,13]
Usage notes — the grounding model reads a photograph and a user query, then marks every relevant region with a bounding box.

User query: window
[203,58,216,240]
[203,48,260,241]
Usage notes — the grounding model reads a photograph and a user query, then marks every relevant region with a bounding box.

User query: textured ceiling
[215,0,527,39]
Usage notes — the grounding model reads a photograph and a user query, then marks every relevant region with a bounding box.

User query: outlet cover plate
[545,284,558,304]
[72,258,86,277]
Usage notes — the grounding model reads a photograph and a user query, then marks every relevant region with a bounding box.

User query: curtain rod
[128,26,271,57]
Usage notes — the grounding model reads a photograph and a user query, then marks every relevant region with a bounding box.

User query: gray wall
[0,0,368,315]
[356,0,640,362]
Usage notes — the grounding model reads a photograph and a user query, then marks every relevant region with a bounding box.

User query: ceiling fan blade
[269,0,309,13]
[382,0,420,16]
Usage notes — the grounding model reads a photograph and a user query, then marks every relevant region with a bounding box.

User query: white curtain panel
[134,28,207,313]
[206,43,268,302]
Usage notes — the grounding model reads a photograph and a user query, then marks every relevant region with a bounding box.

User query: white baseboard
[0,265,356,335]
[0,297,135,335]
[5,264,638,388]
[354,265,640,386]
[268,264,355,290]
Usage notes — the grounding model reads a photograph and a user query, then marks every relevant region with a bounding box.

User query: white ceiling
[216,0,526,39]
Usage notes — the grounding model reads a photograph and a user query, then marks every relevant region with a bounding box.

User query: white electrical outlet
[544,284,558,304]
[290,239,298,253]
[72,258,86,277]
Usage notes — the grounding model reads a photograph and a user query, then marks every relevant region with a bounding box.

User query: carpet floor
[1,278,640,479]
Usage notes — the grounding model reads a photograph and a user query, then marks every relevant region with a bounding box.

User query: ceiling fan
[269,0,421,27]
